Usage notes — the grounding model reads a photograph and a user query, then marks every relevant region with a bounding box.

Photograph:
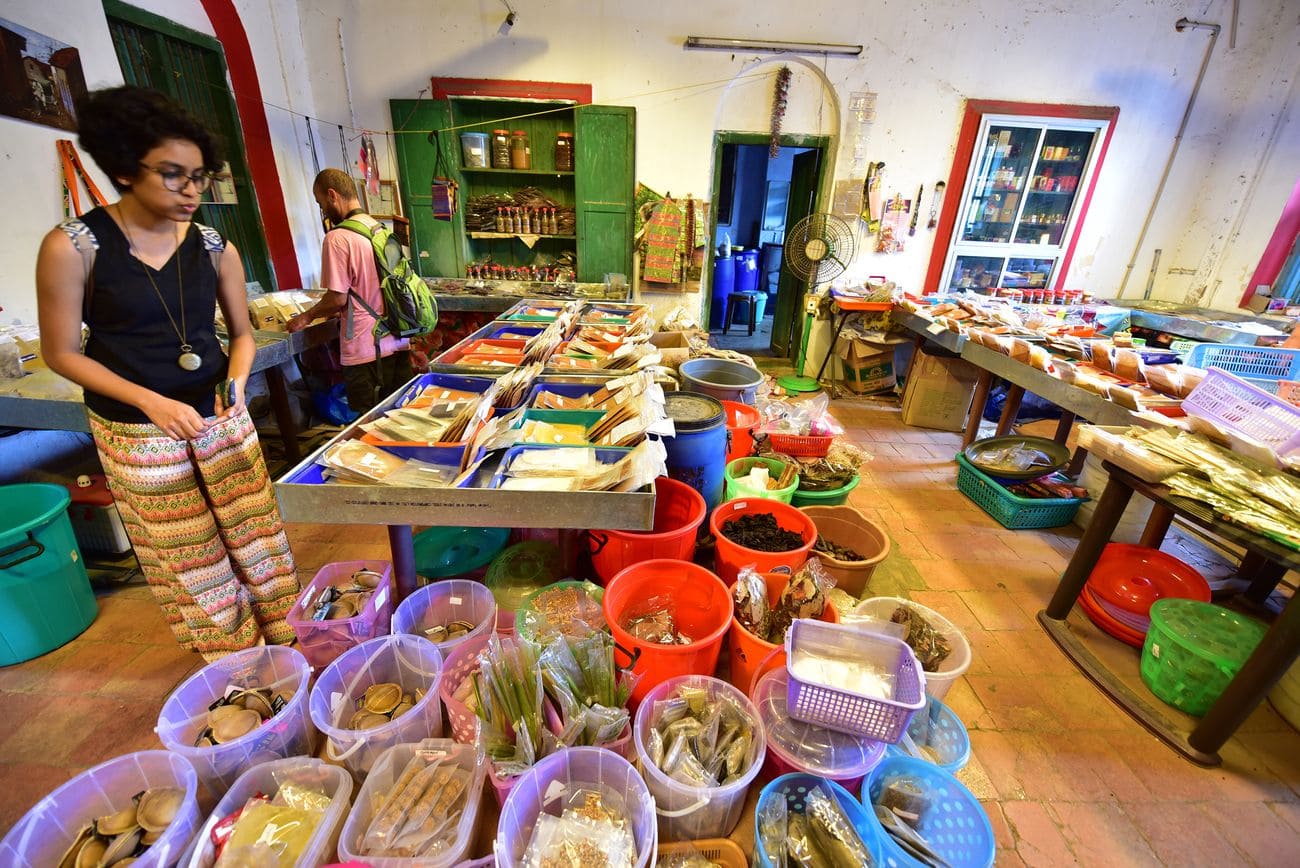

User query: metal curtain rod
[684,36,862,57]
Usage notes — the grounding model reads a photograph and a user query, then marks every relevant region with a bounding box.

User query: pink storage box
[287,560,394,669]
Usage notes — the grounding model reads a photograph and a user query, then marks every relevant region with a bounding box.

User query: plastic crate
[955,453,1086,530]
[657,839,747,868]
[1185,344,1300,394]
[762,430,834,457]
[62,475,131,554]
[287,560,394,669]
[784,620,927,743]
[1182,367,1300,456]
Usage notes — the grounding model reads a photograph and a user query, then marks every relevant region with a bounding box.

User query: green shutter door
[574,105,635,282]
[104,2,276,291]
[389,99,465,278]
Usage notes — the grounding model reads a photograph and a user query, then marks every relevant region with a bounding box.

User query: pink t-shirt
[320,226,410,367]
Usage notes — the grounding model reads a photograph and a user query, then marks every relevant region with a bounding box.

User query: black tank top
[80,207,227,422]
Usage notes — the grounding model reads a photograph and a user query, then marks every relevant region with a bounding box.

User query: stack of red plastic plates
[1080,543,1211,648]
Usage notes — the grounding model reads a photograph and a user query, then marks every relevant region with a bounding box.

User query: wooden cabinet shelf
[459,166,575,177]
[467,231,576,240]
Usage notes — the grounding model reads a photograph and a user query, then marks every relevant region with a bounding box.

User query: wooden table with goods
[1039,460,1300,765]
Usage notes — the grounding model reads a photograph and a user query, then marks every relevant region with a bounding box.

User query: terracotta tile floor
[2,397,1298,866]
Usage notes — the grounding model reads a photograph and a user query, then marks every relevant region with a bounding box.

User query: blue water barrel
[662,392,727,511]
[737,250,760,294]
[710,256,737,330]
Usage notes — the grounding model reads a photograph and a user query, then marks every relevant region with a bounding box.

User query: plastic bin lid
[665,392,724,431]
[413,526,510,579]
[1148,599,1267,669]
[754,667,885,778]
[485,542,563,612]
[1086,543,1210,615]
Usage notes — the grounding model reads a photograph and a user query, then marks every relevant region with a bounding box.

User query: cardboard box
[901,349,982,431]
[839,337,899,394]
[649,330,701,369]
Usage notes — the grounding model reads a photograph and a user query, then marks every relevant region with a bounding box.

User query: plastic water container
[679,358,764,405]
[287,560,395,669]
[392,579,497,657]
[755,668,885,793]
[663,392,727,511]
[604,559,733,705]
[0,483,97,665]
[496,747,658,867]
[863,755,995,868]
[754,773,884,868]
[184,757,353,868]
[0,750,200,868]
[337,739,486,867]
[633,675,766,841]
[309,634,444,778]
[587,477,706,585]
[710,256,737,330]
[851,596,973,701]
[738,249,760,294]
[156,645,315,796]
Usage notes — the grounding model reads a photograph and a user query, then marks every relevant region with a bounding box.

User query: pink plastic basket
[288,560,395,669]
[1182,368,1300,456]
[438,630,493,744]
[784,620,926,743]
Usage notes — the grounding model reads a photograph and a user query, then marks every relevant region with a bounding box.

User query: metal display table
[893,309,967,355]
[1039,461,1300,765]
[0,321,338,463]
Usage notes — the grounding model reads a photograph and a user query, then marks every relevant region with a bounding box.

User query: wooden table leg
[1068,445,1090,477]
[1189,591,1300,754]
[1045,473,1135,619]
[387,524,417,603]
[995,384,1025,436]
[1054,410,1076,444]
[1138,504,1175,548]
[264,365,300,464]
[962,370,995,448]
[1238,550,1287,604]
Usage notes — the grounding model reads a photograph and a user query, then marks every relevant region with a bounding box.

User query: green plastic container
[485,541,565,633]
[791,474,861,507]
[514,580,606,647]
[412,525,509,581]
[1141,599,1267,716]
[0,483,98,665]
[724,457,798,504]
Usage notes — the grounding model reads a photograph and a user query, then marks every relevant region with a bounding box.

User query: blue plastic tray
[488,445,630,489]
[863,755,995,868]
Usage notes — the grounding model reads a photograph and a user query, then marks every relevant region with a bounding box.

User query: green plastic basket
[1141,599,1267,717]
[724,456,798,504]
[791,474,861,507]
[954,453,1085,530]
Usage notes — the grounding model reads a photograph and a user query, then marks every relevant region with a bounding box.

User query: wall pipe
[1117,18,1220,299]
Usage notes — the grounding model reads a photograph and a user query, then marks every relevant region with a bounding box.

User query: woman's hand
[215,377,246,421]
[140,392,208,440]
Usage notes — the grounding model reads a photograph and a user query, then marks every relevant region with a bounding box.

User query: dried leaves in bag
[891,605,952,672]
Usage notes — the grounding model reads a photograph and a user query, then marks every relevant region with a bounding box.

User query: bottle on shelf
[555,132,574,171]
[509,130,532,170]
[495,207,506,232]
[522,207,531,234]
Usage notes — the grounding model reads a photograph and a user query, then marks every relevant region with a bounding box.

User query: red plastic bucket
[604,559,732,705]
[710,498,817,586]
[728,572,839,697]
[722,400,761,465]
[588,477,706,585]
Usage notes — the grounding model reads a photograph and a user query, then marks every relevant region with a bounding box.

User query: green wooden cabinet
[391,96,634,282]
[575,105,636,282]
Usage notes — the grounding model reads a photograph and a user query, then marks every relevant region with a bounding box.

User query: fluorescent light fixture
[684,36,862,56]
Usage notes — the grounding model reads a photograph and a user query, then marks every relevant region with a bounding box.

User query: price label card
[926,322,947,335]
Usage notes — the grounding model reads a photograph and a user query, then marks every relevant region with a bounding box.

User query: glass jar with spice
[509,130,532,170]
[490,129,511,169]
[554,132,574,171]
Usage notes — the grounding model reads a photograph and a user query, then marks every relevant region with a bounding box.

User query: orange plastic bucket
[604,559,732,705]
[709,498,817,586]
[727,571,839,697]
[721,400,761,465]
[588,477,706,585]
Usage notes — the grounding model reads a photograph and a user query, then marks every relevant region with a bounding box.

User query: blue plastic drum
[662,392,727,511]
[710,255,737,330]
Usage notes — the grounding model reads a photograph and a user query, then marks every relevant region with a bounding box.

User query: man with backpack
[288,168,437,413]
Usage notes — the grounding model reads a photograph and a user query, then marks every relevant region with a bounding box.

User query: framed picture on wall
[0,17,89,132]
[208,163,238,204]
[373,181,398,217]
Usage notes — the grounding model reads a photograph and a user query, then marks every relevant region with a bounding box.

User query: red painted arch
[200,0,302,288]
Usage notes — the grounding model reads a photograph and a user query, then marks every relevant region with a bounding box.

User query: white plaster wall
[0,0,321,325]
[297,0,1299,317]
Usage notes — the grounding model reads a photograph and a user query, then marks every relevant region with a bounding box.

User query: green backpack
[337,215,439,348]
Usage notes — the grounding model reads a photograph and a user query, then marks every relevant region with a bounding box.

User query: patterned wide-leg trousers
[88,407,300,660]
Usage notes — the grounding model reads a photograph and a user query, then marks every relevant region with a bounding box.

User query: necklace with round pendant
[178,347,202,371]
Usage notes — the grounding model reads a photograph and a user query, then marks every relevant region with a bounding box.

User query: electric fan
[777,212,856,393]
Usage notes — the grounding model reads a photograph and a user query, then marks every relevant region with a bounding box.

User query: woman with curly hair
[35,86,300,660]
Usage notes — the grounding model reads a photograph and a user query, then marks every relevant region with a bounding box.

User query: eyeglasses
[138,163,215,193]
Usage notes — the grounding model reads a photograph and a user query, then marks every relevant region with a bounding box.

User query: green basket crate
[954,453,1085,530]
[1141,599,1267,717]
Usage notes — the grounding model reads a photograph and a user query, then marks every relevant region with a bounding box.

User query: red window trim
[1241,175,1300,306]
[429,77,592,104]
[199,0,302,288]
[923,99,1120,294]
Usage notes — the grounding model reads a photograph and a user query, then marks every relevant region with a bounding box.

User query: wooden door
[771,148,821,356]
[389,99,464,277]
[574,105,635,282]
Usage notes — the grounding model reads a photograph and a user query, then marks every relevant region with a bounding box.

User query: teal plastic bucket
[791,474,861,507]
[0,483,97,665]
[413,525,510,581]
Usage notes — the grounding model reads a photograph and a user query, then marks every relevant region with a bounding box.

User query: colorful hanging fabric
[642,199,684,283]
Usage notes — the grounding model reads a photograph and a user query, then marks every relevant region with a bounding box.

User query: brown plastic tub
[800,504,891,597]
